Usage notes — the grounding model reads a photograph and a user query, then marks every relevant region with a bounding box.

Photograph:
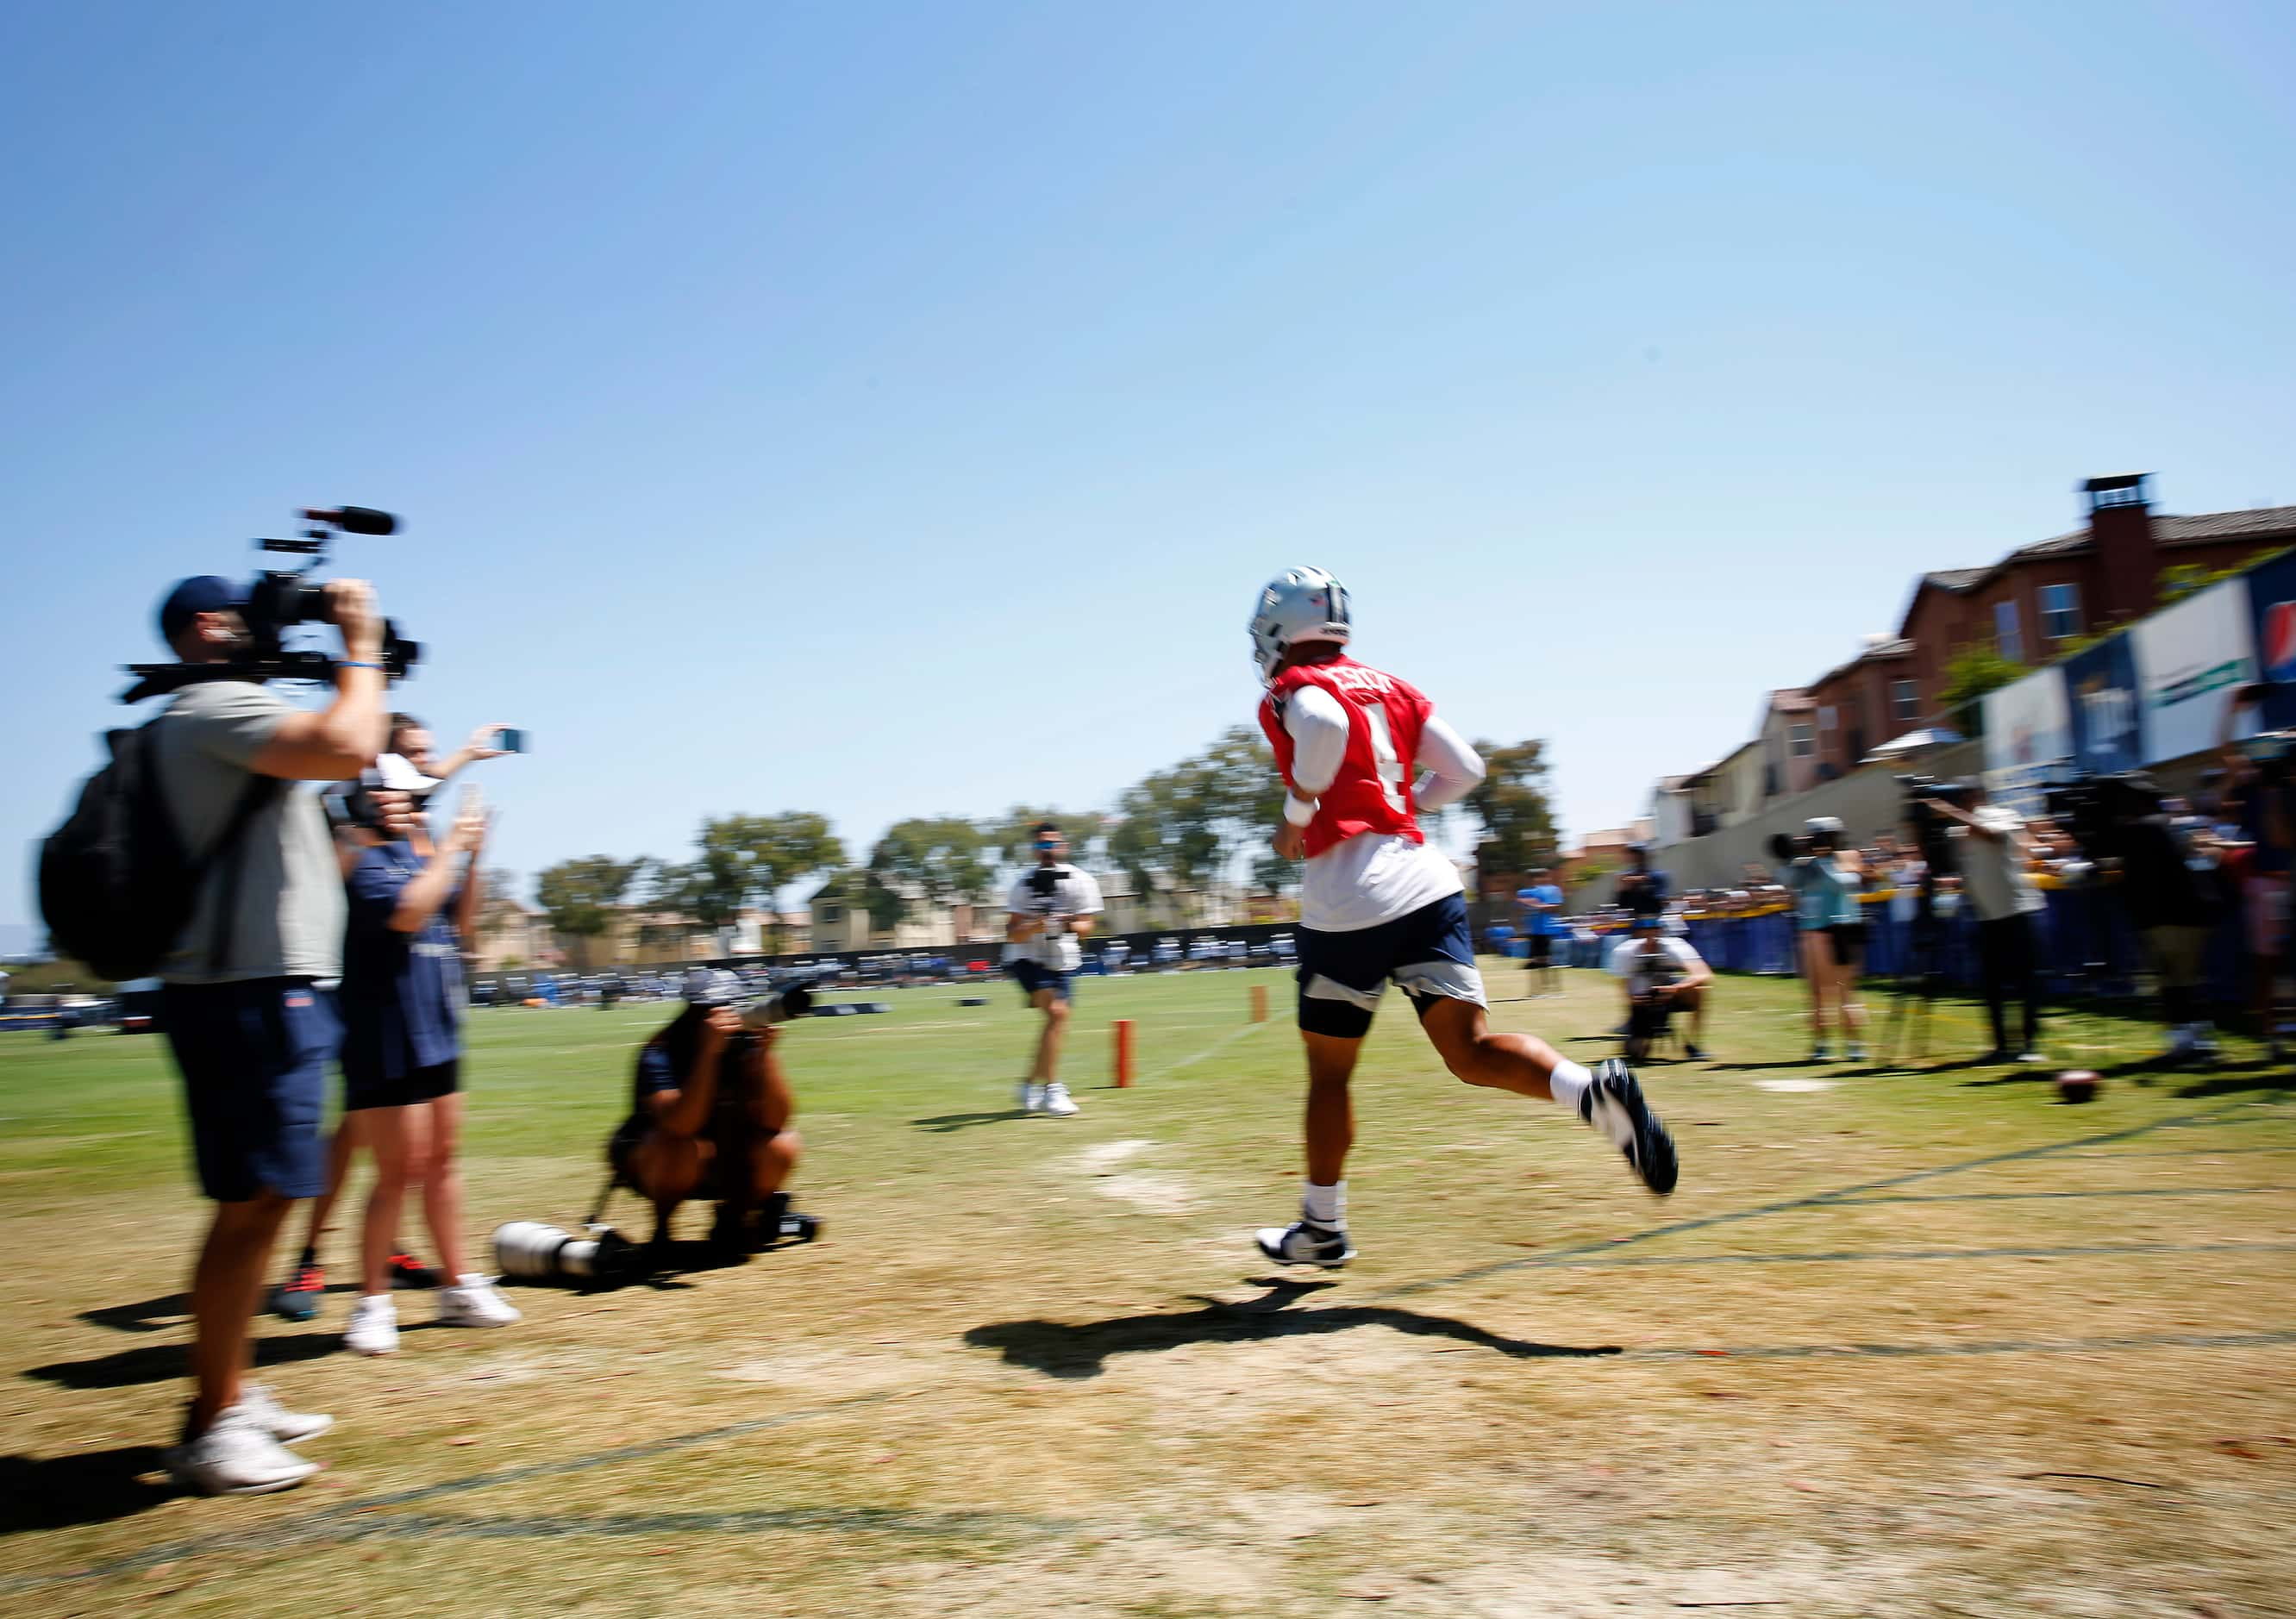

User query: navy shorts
[1008,960,1073,1003]
[346,1059,460,1114]
[1524,934,1554,966]
[1298,892,1486,1039]
[161,978,337,1202]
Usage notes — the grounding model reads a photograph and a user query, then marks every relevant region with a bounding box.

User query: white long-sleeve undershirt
[1281,684,1484,932]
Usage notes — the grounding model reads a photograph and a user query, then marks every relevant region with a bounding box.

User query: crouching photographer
[1607,913,1713,1061]
[610,969,809,1253]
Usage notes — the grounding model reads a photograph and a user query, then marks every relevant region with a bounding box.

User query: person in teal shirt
[1787,817,1869,1062]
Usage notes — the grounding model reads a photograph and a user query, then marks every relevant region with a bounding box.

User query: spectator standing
[339,787,520,1354]
[1516,866,1565,995]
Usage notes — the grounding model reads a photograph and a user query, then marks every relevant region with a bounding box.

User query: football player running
[1248,568,1678,1267]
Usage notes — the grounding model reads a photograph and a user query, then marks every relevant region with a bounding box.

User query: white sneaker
[437,1274,522,1328]
[1254,1219,1354,1267]
[1845,1042,1869,1062]
[238,1382,333,1445]
[1040,1082,1079,1118]
[1017,1081,1044,1113]
[345,1294,398,1355]
[162,1406,319,1496]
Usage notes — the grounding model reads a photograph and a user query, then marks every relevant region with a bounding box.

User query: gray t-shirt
[1955,806,2047,923]
[150,680,345,985]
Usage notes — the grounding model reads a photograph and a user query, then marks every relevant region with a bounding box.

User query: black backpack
[38,722,281,982]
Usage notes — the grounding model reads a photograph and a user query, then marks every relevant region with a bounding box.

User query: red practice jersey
[1258,656,1435,859]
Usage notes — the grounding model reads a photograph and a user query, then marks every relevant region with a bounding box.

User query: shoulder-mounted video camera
[122,505,421,703]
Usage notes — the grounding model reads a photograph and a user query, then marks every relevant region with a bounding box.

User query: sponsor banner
[2061,633,2144,776]
[2243,549,2296,734]
[2132,579,2255,764]
[1982,666,2071,816]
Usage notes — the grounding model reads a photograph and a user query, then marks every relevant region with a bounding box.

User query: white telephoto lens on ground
[492,1221,630,1281]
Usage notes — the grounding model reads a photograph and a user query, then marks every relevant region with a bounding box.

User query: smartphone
[496,728,527,754]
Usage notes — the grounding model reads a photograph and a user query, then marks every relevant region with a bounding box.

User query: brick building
[1891,476,2295,729]
[1655,474,2294,837]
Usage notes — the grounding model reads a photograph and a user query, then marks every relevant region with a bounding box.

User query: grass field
[2,961,2292,1617]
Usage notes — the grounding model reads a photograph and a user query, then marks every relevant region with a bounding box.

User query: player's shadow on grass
[22,1322,446,1391]
[2174,1066,2294,1100]
[0,1445,174,1533]
[964,1278,1621,1380]
[910,1109,1030,1134]
[77,1292,188,1335]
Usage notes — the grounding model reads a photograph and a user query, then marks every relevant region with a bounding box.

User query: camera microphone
[303,505,399,535]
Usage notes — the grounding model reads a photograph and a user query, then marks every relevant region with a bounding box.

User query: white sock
[455,1273,489,1290]
[1548,1060,1592,1114]
[1302,1181,1345,1228]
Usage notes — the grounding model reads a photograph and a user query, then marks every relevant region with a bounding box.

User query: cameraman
[612,970,803,1251]
[147,573,386,1495]
[338,784,519,1355]
[1923,782,2047,1064]
[1783,818,1868,1063]
[1606,914,1712,1061]
[1004,823,1104,1117]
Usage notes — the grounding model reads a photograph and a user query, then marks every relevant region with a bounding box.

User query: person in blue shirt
[611,968,804,1253]
[337,786,521,1354]
[1516,867,1566,995]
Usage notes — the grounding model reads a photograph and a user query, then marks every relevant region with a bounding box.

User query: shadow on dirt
[964,1278,1621,1380]
[0,1446,174,1532]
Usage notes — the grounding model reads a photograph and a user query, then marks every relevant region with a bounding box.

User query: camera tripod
[1878,906,1942,1066]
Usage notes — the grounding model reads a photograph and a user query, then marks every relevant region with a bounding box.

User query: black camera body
[2045,770,2163,865]
[122,505,421,703]
[1898,774,1970,877]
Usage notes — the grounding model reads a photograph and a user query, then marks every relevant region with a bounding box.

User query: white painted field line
[1136,1016,1278,1083]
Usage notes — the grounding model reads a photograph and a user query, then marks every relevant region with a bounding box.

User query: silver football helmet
[1248,566,1353,683]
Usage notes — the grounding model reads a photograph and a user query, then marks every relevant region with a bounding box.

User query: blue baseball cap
[157,575,247,647]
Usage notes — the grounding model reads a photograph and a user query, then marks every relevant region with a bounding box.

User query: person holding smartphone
[268,721,522,1320]
[339,785,520,1354]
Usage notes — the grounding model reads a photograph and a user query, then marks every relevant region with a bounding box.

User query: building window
[1994,600,2023,665]
[2040,583,2081,641]
[1789,722,1815,759]
[1818,705,1837,734]
[1891,678,1919,724]
[820,904,843,924]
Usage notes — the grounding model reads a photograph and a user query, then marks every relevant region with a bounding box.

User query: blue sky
[3,1,2292,944]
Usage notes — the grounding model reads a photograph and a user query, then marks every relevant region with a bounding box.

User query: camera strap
[202,774,289,972]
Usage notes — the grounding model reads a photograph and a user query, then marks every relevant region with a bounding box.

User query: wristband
[1283,792,1318,828]
[340,660,382,671]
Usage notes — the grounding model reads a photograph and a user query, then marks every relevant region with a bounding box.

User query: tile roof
[1922,568,1986,592]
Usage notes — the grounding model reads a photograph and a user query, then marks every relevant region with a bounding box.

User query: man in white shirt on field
[1003,823,1104,1116]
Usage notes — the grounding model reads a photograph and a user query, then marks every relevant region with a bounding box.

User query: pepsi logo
[2267,601,2296,683]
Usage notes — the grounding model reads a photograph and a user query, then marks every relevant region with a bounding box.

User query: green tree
[535,855,643,969]
[1106,726,1283,920]
[867,816,992,926]
[1938,644,2029,734]
[667,812,847,953]
[817,868,907,938]
[985,807,1105,870]
[1461,738,1560,888]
